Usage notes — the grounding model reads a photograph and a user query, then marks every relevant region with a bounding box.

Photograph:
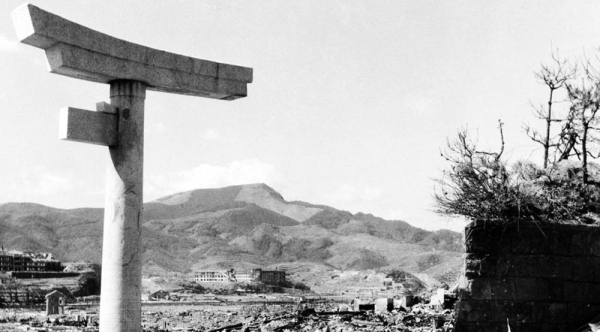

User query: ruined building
[252,269,286,284]
[194,268,286,285]
[194,270,233,283]
[0,250,62,272]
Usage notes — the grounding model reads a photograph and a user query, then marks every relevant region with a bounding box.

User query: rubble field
[0,302,454,332]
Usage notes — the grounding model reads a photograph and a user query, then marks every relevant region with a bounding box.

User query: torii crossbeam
[12,4,252,332]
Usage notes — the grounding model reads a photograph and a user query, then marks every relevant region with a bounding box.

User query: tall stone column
[100,80,146,332]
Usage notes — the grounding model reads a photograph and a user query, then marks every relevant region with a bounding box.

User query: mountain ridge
[0,183,464,285]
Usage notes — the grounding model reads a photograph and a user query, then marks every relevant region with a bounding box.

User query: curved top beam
[12,3,253,100]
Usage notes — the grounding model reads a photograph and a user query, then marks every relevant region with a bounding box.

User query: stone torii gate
[12,4,252,332]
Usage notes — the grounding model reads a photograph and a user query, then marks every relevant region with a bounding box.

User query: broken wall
[455,220,600,332]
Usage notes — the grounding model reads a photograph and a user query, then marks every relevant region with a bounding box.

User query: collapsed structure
[0,250,61,273]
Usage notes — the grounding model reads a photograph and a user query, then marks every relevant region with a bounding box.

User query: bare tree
[565,60,600,184]
[434,121,524,221]
[436,51,600,224]
[525,53,575,168]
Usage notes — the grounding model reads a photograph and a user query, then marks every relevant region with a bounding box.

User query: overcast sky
[1,1,599,231]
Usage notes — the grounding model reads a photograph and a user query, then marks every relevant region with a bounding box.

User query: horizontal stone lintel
[12,3,252,100]
[46,43,247,99]
[59,107,118,146]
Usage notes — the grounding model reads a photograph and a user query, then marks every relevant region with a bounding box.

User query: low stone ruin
[455,220,600,331]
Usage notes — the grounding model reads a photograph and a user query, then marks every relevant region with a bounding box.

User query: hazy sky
[1,1,599,232]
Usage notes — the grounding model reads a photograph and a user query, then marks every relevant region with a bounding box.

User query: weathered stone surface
[535,255,556,277]
[514,278,538,301]
[464,222,511,254]
[590,237,600,257]
[547,302,568,322]
[553,255,573,280]
[456,221,600,332]
[511,254,538,278]
[569,231,590,256]
[489,277,516,300]
[465,253,497,278]
[99,80,146,332]
[96,101,117,114]
[512,228,550,254]
[571,257,594,282]
[592,257,600,283]
[537,278,563,302]
[511,301,534,324]
[548,229,571,255]
[455,322,502,332]
[563,281,582,302]
[59,107,118,146]
[467,279,492,300]
[567,302,586,324]
[12,3,252,100]
[456,300,490,321]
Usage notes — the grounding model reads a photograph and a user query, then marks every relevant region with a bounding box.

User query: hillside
[0,184,464,286]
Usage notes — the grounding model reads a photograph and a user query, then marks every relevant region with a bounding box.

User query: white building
[234,271,253,282]
[194,269,257,283]
[194,271,231,283]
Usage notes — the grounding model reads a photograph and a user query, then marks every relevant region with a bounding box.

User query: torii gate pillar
[12,4,252,332]
[101,80,146,331]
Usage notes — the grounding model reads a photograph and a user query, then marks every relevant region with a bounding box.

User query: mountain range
[0,183,464,286]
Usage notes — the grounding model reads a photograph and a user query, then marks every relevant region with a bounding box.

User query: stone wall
[455,220,600,332]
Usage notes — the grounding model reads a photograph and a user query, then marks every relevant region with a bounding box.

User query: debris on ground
[0,301,454,331]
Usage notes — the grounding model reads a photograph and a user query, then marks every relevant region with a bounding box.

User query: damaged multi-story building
[0,250,62,272]
[194,268,286,285]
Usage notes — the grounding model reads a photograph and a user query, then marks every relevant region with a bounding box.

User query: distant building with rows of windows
[254,269,286,284]
[0,250,62,272]
[193,270,233,283]
[194,268,285,285]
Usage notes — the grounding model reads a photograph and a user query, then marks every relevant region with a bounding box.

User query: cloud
[147,159,283,198]
[202,129,219,141]
[0,35,20,53]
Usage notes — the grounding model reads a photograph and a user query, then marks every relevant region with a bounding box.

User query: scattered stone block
[374,298,393,312]
[357,304,374,312]
[394,295,417,309]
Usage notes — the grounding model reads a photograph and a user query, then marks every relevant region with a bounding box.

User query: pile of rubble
[0,302,454,331]
[0,309,95,331]
[141,303,454,332]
